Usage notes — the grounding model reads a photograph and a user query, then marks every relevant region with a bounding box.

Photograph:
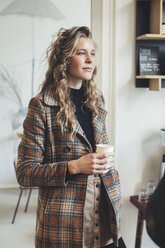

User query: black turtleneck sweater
[70,86,95,152]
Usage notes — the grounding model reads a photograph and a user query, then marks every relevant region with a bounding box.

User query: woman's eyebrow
[77,48,96,51]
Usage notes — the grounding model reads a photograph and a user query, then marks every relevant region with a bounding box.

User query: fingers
[95,162,112,170]
[82,153,114,175]
[92,162,113,175]
[93,154,115,174]
[96,152,114,159]
[95,169,110,175]
[95,155,114,166]
[95,157,107,165]
[92,167,110,175]
[95,153,107,159]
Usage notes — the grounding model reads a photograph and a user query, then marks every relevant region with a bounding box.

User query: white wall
[115,0,165,247]
[0,0,91,187]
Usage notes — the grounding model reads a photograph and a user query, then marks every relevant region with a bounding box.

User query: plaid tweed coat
[16,88,121,248]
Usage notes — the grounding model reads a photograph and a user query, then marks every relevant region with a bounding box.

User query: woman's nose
[85,54,92,63]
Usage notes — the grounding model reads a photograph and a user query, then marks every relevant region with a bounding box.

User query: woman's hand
[68,152,114,175]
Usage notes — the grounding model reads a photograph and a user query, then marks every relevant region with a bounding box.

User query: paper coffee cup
[96,144,114,154]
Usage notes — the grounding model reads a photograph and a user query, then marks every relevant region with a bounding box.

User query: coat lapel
[92,105,108,145]
[73,114,93,151]
[74,105,107,150]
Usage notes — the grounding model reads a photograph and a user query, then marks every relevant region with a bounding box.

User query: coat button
[63,146,71,153]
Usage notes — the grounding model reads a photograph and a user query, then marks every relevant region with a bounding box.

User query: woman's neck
[68,80,82,89]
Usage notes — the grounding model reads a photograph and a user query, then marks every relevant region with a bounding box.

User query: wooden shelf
[135,0,165,90]
[136,75,165,79]
[130,195,147,216]
[136,75,165,91]
[136,33,165,40]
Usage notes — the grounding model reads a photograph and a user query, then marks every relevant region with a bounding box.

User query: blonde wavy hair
[40,26,102,133]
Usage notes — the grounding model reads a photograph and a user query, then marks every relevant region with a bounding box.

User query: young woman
[16,26,126,248]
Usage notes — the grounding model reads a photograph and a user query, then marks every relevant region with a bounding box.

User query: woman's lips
[83,67,93,71]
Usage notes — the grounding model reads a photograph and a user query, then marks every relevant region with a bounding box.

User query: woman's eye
[91,53,96,56]
[77,52,85,55]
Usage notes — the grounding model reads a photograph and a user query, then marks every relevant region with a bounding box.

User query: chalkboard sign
[139,46,160,75]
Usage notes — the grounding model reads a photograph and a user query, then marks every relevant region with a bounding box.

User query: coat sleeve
[16,97,68,187]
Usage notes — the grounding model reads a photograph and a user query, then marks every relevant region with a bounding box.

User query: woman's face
[68,37,96,89]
